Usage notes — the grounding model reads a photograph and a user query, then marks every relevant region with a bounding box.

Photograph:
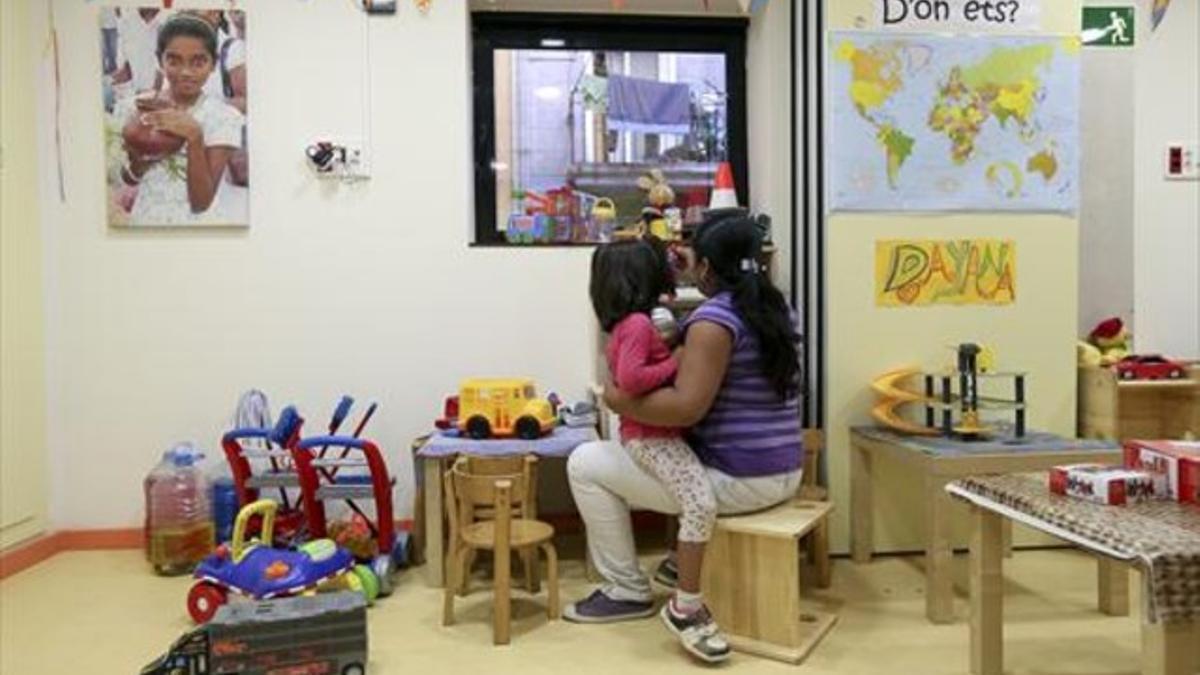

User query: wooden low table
[414,426,598,587]
[850,426,1122,623]
[950,473,1200,675]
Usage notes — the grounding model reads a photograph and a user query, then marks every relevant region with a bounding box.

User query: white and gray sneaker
[660,602,732,664]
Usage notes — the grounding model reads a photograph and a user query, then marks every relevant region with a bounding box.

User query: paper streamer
[737,0,769,13]
[1151,0,1171,30]
[48,2,66,202]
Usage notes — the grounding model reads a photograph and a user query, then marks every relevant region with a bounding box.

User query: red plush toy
[1088,317,1131,366]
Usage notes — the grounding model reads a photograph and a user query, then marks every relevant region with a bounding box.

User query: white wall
[1,0,50,549]
[747,0,793,285]
[1078,0,1135,334]
[1133,0,1200,359]
[32,0,792,529]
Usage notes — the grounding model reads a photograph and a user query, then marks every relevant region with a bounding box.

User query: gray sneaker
[563,589,656,624]
[653,557,678,589]
[660,602,732,663]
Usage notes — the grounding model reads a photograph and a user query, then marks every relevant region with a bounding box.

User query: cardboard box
[1123,440,1200,504]
[1049,464,1157,505]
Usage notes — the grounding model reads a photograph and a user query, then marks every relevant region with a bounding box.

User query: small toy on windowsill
[636,169,679,241]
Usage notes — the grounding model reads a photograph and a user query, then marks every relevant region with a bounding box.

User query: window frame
[471,12,751,246]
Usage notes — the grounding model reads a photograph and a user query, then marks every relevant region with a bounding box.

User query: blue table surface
[852,425,1120,458]
[416,425,600,459]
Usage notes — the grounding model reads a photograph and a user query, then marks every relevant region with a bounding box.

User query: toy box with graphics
[1049,463,1157,505]
[1123,440,1200,504]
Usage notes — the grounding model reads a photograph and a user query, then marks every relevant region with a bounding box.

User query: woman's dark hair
[157,14,218,62]
[590,237,675,332]
[692,208,801,400]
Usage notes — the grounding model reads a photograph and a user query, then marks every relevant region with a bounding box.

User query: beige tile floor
[0,547,1168,674]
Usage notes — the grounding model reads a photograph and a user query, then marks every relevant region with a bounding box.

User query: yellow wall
[825,0,1082,553]
[1,0,50,549]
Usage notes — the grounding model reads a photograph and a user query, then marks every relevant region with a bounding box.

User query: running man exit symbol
[1082,6,1135,47]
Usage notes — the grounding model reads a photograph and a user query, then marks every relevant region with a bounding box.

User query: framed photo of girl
[100,8,248,227]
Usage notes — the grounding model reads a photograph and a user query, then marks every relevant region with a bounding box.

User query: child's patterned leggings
[626,437,717,542]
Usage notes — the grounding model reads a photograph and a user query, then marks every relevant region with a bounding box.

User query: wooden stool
[799,429,832,589]
[701,498,837,664]
[442,456,559,645]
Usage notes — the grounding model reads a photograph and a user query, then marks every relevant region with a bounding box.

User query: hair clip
[739,258,758,274]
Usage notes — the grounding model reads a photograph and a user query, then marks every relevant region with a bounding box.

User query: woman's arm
[146,109,232,213]
[606,321,732,427]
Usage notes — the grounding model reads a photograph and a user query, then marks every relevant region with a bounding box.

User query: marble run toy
[871,344,1026,440]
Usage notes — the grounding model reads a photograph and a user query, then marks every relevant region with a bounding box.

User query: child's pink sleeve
[612,318,678,396]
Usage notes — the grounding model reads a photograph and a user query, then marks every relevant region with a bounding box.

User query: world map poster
[828,33,1080,212]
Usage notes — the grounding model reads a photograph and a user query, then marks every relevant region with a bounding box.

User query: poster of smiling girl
[101,8,248,227]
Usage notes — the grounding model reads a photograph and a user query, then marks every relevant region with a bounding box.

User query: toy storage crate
[1078,364,1200,442]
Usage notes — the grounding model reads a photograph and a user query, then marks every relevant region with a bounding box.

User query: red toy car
[1113,355,1188,381]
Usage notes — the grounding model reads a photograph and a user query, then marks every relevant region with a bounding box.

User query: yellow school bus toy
[458,378,556,440]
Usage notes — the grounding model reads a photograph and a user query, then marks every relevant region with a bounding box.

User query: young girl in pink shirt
[588,237,725,663]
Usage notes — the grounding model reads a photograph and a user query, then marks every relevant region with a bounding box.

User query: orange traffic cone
[709,162,738,209]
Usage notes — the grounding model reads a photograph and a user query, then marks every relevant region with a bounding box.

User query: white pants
[568,440,802,602]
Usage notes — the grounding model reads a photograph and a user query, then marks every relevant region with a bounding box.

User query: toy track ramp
[871,368,938,436]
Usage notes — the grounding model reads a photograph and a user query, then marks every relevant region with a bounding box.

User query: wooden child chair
[451,455,543,596]
[442,455,559,644]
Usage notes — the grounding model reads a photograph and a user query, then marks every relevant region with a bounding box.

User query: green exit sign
[1082,6,1135,47]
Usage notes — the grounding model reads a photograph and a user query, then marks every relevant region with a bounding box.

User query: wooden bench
[701,497,837,664]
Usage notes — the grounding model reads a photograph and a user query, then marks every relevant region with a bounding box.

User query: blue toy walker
[186,500,378,623]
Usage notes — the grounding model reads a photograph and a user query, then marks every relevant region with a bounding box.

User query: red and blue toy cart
[220,407,308,545]
[291,416,400,596]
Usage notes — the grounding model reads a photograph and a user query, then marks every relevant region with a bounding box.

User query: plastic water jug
[144,444,214,575]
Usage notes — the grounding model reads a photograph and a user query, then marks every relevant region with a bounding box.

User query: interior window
[472,13,749,245]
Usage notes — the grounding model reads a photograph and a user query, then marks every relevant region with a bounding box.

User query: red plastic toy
[221,408,308,546]
[435,395,459,431]
[290,402,399,596]
[1113,354,1188,381]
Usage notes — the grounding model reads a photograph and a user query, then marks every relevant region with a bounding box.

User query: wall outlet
[308,138,370,181]
[342,142,370,179]
[1165,143,1199,181]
